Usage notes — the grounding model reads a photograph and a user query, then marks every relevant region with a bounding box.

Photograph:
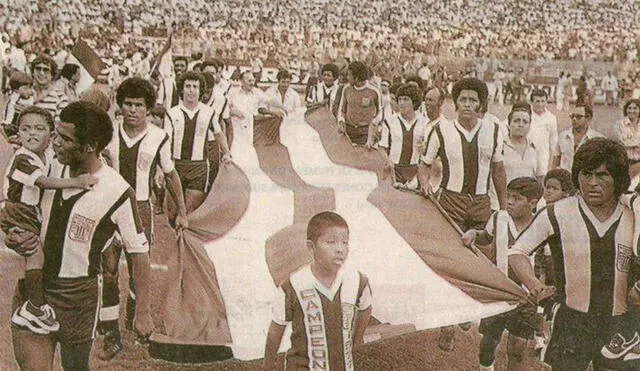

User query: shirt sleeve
[111,188,149,254]
[484,211,497,238]
[379,120,390,148]
[158,134,175,174]
[508,208,554,257]
[421,126,441,165]
[271,286,288,325]
[10,154,44,188]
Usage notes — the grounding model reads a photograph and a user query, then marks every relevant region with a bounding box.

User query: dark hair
[348,61,368,82]
[150,104,166,118]
[177,71,205,99]
[572,138,629,197]
[623,99,640,117]
[173,56,188,66]
[575,103,593,118]
[30,55,58,76]
[116,77,157,109]
[321,63,339,79]
[17,106,55,131]
[9,72,32,90]
[200,59,217,72]
[59,64,80,80]
[507,177,543,202]
[451,77,488,110]
[404,74,424,91]
[306,211,349,243]
[529,88,548,101]
[508,101,532,123]
[396,84,422,110]
[59,101,113,153]
[544,168,574,193]
[201,72,215,102]
[276,69,292,82]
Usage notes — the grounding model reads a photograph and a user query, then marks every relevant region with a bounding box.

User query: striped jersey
[422,119,503,195]
[272,265,372,371]
[307,81,338,108]
[3,147,49,206]
[380,114,429,166]
[164,103,222,161]
[39,163,148,280]
[105,122,174,201]
[509,196,633,315]
[34,85,69,123]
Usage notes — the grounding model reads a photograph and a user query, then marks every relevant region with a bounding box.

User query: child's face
[18,113,50,154]
[150,114,163,128]
[544,178,568,204]
[506,190,535,220]
[17,85,33,99]
[309,226,349,272]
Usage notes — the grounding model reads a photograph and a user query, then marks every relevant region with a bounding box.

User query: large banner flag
[147,107,528,363]
[67,38,107,94]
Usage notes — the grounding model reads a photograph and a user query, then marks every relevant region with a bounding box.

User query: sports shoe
[601,332,640,359]
[624,342,640,361]
[11,301,60,334]
[100,329,123,361]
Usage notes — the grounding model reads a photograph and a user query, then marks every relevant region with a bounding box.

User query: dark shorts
[438,189,492,231]
[345,123,369,146]
[175,160,208,192]
[479,304,537,340]
[545,304,636,370]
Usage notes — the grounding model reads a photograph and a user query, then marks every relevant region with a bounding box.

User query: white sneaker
[11,301,60,334]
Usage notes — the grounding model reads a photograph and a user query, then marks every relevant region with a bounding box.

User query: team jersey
[272,265,371,371]
[3,147,49,206]
[422,119,503,195]
[105,122,174,201]
[164,103,222,161]
[509,196,633,316]
[337,82,382,128]
[39,163,148,280]
[380,113,429,166]
[307,81,338,108]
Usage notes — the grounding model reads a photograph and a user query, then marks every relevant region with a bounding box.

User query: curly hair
[572,137,629,197]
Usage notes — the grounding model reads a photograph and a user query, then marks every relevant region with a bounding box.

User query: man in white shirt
[601,71,618,106]
[553,104,605,172]
[529,89,558,174]
[265,69,302,115]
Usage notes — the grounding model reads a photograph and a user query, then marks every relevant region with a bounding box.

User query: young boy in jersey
[264,211,372,370]
[1,106,97,334]
[461,177,546,371]
[2,72,34,138]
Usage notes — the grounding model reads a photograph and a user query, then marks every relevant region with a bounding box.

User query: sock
[24,269,44,307]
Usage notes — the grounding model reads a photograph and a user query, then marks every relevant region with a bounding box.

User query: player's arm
[112,188,153,339]
[491,161,507,210]
[418,128,440,195]
[35,174,97,190]
[263,321,286,370]
[377,121,393,169]
[353,306,371,347]
[366,89,383,148]
[209,113,232,161]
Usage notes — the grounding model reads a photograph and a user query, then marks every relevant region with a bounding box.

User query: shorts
[544,304,635,370]
[394,164,418,185]
[479,304,537,340]
[175,159,208,192]
[15,276,101,344]
[438,189,492,231]
[345,123,369,146]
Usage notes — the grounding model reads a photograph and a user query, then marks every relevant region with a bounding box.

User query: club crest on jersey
[68,214,95,242]
[617,244,633,273]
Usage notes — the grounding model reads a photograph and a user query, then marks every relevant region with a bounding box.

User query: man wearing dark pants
[7,101,154,370]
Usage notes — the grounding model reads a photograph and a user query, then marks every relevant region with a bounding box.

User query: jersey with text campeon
[509,196,634,315]
[272,266,371,371]
[105,122,174,201]
[39,163,148,280]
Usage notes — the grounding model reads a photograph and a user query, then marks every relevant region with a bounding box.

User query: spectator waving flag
[151,31,173,79]
[68,39,107,94]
